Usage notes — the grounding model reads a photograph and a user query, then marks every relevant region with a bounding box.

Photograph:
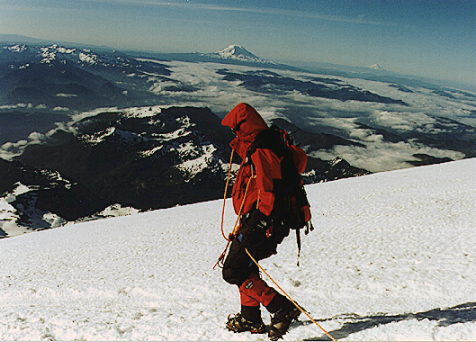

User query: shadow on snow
[301,302,476,341]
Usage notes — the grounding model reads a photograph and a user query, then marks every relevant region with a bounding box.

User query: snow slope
[0,159,475,341]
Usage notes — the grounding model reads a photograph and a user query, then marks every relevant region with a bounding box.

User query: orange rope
[220,149,235,241]
[219,149,255,241]
[245,248,337,342]
[214,152,254,269]
[230,165,255,238]
[212,240,231,269]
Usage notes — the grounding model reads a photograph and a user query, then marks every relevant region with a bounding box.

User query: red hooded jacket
[222,103,307,217]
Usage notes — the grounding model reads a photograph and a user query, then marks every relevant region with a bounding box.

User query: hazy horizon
[0,0,474,87]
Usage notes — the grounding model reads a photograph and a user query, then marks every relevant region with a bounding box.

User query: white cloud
[0,103,47,110]
[1,60,472,175]
[56,93,78,98]
[53,106,70,111]
[96,0,394,26]
[314,141,465,173]
[370,110,436,132]
[142,61,282,117]
[0,140,28,160]
[140,61,473,173]
[0,103,28,110]
[339,77,476,126]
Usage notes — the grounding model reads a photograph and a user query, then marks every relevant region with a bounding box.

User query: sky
[0,0,474,86]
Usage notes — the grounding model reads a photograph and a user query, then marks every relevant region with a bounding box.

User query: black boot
[266,294,301,340]
[226,306,266,334]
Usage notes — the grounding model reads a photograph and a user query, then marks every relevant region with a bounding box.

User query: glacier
[0,159,475,340]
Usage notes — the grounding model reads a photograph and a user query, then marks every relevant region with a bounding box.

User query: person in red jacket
[221,103,302,340]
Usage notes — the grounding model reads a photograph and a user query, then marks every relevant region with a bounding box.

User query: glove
[239,209,276,257]
[252,210,272,231]
[242,209,273,233]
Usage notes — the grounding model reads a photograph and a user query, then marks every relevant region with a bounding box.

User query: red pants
[223,240,291,321]
[239,272,277,307]
[223,239,278,307]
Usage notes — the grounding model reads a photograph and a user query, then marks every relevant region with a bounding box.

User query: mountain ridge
[1,105,370,238]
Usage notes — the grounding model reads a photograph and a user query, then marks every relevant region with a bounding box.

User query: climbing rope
[214,151,254,269]
[230,164,254,237]
[220,149,235,242]
[245,248,337,342]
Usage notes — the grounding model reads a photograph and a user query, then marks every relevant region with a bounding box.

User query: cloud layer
[2,59,475,173]
[152,61,475,172]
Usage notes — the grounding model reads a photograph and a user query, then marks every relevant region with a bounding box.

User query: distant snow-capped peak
[369,64,385,71]
[217,44,258,59]
[4,44,28,53]
[39,44,81,64]
[78,51,98,65]
[211,44,274,64]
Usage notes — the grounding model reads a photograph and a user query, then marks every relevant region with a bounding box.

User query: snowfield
[1,159,475,341]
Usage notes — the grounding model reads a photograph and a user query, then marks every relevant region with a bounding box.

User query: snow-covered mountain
[208,44,274,64]
[0,43,173,112]
[368,64,385,71]
[0,105,368,238]
[0,159,474,340]
[1,41,475,239]
[0,106,232,237]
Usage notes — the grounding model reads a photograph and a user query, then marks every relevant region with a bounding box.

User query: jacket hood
[221,103,268,138]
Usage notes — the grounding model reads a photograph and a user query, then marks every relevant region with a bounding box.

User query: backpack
[247,125,314,264]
